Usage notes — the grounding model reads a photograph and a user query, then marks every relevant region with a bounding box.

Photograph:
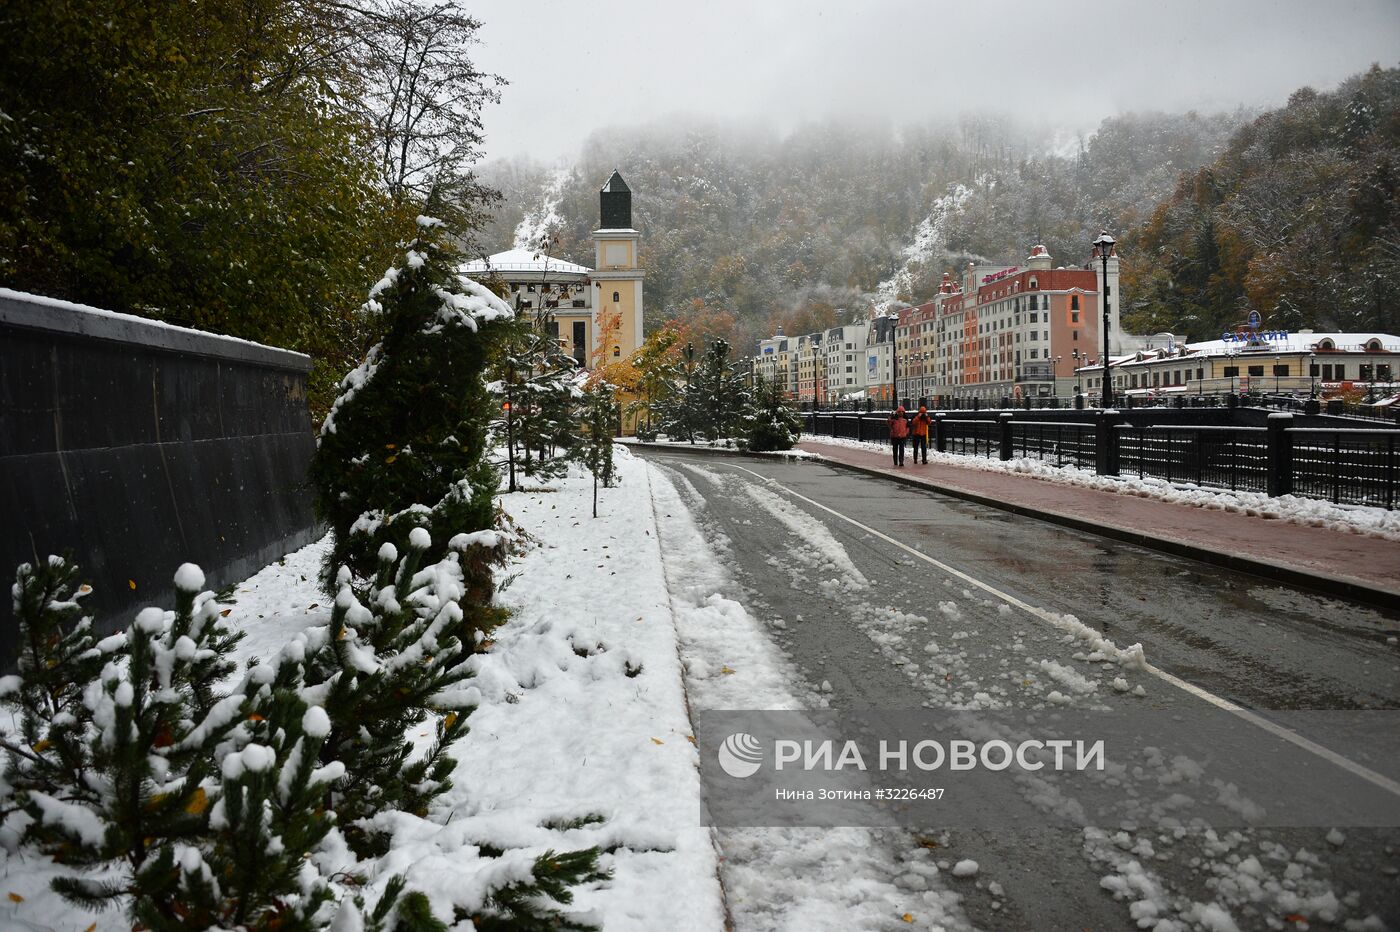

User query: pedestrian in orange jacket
[910,405,931,464]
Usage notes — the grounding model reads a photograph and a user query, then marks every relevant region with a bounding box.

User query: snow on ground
[647,463,971,931]
[314,450,723,928]
[803,435,1400,542]
[1,451,725,931]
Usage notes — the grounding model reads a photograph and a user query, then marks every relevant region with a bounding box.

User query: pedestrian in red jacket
[888,406,909,466]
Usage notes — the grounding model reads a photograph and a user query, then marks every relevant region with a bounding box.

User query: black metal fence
[1289,428,1398,510]
[802,410,1399,509]
[1116,425,1269,494]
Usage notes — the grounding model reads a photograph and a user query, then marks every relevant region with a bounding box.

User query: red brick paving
[798,439,1400,600]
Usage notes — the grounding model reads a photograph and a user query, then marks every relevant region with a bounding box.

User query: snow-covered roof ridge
[1187,332,1400,354]
[460,248,591,277]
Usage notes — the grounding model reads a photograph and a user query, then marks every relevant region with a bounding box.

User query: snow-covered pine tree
[295,530,482,855]
[133,689,344,932]
[646,361,692,443]
[491,310,581,488]
[288,532,609,926]
[579,381,618,518]
[312,215,513,591]
[743,374,801,452]
[0,557,104,820]
[694,339,750,443]
[1,562,345,928]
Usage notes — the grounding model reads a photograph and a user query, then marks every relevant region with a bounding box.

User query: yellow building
[461,170,645,369]
[591,171,645,367]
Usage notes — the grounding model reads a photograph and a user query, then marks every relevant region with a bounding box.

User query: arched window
[1317,338,1336,351]
[612,291,620,303]
[1366,338,1382,351]
[613,345,621,357]
[1029,277,1039,290]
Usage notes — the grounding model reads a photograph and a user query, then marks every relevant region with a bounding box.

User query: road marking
[722,460,1400,800]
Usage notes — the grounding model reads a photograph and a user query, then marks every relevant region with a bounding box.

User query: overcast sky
[467,0,1400,163]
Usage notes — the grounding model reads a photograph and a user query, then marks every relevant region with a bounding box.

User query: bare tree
[359,0,505,230]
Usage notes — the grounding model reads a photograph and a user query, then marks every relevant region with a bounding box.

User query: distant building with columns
[462,170,644,368]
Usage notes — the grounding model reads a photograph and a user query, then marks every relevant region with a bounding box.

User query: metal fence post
[934,414,946,453]
[999,413,1014,461]
[1266,413,1293,498]
[856,412,864,442]
[1096,410,1120,476]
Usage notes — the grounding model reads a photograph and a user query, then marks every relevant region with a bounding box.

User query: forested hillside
[1120,64,1400,340]
[481,64,1399,353]
[478,109,1246,351]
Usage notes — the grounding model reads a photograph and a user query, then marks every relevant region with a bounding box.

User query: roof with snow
[1075,332,1400,370]
[460,248,591,278]
[601,170,630,193]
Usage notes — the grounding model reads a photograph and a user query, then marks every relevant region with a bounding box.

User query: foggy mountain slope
[1121,64,1400,341]
[476,108,1246,349]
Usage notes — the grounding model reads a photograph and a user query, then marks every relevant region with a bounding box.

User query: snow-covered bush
[312,216,513,595]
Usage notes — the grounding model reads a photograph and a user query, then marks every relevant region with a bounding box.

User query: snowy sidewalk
[27,450,728,931]
[799,437,1400,604]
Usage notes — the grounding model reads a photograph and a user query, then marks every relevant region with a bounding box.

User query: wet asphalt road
[637,447,1400,931]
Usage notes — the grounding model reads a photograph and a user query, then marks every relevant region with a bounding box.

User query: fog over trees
[477,64,1399,352]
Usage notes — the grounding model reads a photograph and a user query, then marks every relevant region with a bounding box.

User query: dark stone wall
[0,290,320,657]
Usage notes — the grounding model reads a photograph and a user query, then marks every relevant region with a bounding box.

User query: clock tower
[592,170,644,363]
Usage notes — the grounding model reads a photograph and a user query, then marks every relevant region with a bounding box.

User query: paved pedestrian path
[797,438,1400,605]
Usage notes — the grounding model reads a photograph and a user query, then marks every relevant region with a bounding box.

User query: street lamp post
[1274,354,1280,394]
[1309,351,1317,398]
[1094,231,1116,408]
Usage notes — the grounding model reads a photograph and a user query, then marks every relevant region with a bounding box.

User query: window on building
[1029,278,1039,290]
[1196,368,1203,381]
[1273,364,1289,377]
[1248,365,1264,377]
[1072,330,1079,342]
[1334,364,1345,379]
[1071,295,1080,311]
[1380,364,1393,380]
[1223,366,1239,377]
[612,291,620,303]
[1310,363,1321,377]
[1360,364,1374,380]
